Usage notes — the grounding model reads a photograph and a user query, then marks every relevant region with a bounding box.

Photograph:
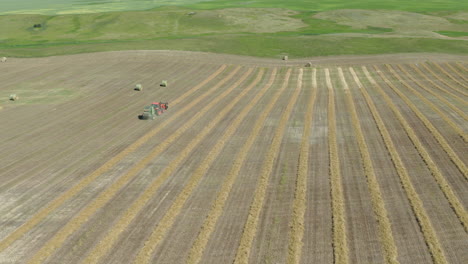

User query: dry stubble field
[0,51,467,264]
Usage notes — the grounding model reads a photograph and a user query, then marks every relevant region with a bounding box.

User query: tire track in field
[430,62,467,89]
[362,66,448,264]
[398,65,468,121]
[384,64,467,142]
[131,69,269,264]
[444,63,468,83]
[373,65,468,178]
[421,63,468,97]
[0,64,227,253]
[325,68,349,264]
[25,66,248,264]
[232,68,300,264]
[83,68,261,264]
[286,68,317,264]
[360,66,468,232]
[185,68,280,264]
[408,64,467,106]
[343,67,399,264]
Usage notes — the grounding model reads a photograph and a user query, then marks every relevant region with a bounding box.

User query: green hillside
[0,1,467,58]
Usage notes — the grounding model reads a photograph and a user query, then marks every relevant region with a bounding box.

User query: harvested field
[0,51,467,264]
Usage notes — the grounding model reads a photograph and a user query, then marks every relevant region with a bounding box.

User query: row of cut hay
[0,64,228,253]
[131,69,268,264]
[342,67,399,264]
[444,63,468,83]
[233,68,302,264]
[456,62,468,73]
[25,66,243,264]
[384,64,467,142]
[398,65,468,121]
[430,62,468,89]
[408,64,468,106]
[185,68,280,264]
[0,60,194,191]
[361,67,468,232]
[286,68,317,264]
[421,63,468,97]
[325,68,349,264]
[74,67,257,264]
[374,65,468,178]
[362,66,448,264]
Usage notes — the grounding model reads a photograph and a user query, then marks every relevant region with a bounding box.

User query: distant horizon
[0,0,213,15]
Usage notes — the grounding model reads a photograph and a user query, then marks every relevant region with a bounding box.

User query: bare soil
[0,51,466,264]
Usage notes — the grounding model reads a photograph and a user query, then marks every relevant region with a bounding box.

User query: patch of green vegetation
[189,0,468,13]
[436,31,468,37]
[1,35,467,58]
[1,1,467,58]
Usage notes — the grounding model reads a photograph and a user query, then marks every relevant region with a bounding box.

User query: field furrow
[384,64,467,142]
[408,64,468,106]
[0,61,195,191]
[325,68,349,264]
[360,66,468,232]
[430,62,468,89]
[0,64,230,255]
[373,65,468,179]
[130,69,270,264]
[421,63,468,97]
[402,64,468,117]
[286,68,317,264]
[445,63,468,83]
[341,67,399,264]
[232,68,301,264]
[24,66,250,264]
[1,52,467,264]
[77,68,260,264]
[362,66,448,264]
[185,68,280,264]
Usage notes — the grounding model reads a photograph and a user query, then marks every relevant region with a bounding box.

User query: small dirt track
[0,51,467,264]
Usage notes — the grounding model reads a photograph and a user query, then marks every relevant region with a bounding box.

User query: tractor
[139,102,168,120]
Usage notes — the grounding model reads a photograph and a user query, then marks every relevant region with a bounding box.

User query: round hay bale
[305,62,312,67]
[282,55,288,61]
[1,57,6,63]
[9,94,18,101]
[160,80,167,87]
[135,84,142,91]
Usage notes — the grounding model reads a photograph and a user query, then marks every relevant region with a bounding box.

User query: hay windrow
[233,68,300,264]
[0,64,228,254]
[430,62,468,89]
[444,63,468,83]
[24,65,241,264]
[78,67,256,264]
[362,66,448,264]
[131,69,267,264]
[286,68,316,264]
[421,63,468,97]
[343,67,399,264]
[374,65,468,232]
[374,65,468,178]
[455,62,468,73]
[385,64,467,142]
[397,64,468,121]
[186,68,279,264]
[408,64,468,107]
[325,68,349,264]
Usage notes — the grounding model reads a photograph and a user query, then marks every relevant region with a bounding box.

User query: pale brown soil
[0,51,467,264]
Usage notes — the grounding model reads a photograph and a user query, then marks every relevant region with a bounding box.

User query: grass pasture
[0,0,467,58]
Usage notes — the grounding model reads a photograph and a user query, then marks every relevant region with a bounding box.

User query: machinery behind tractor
[139,102,168,120]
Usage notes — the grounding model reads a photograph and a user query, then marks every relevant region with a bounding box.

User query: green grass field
[0,0,467,58]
